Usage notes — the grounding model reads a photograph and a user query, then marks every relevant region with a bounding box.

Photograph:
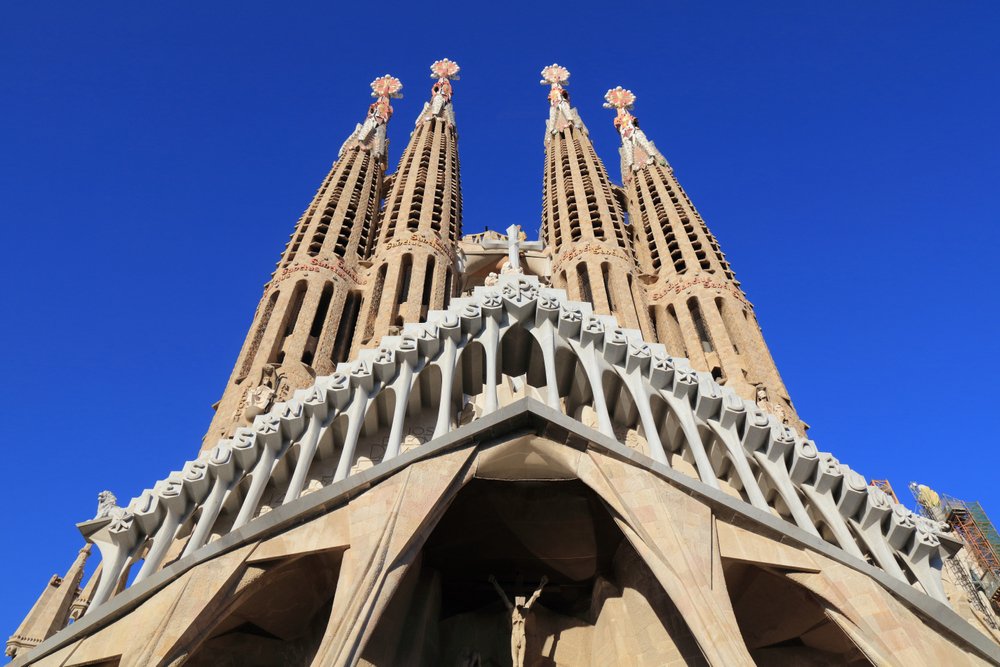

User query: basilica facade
[8,60,1000,666]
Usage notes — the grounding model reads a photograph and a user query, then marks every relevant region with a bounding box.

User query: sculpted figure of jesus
[489,574,548,667]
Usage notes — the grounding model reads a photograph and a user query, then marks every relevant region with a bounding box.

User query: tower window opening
[362,265,388,344]
[237,289,279,382]
[601,262,615,312]
[666,305,686,357]
[716,297,742,355]
[392,254,413,326]
[420,256,436,321]
[332,291,362,364]
[282,281,308,338]
[648,306,659,342]
[688,297,714,354]
[577,264,593,304]
[301,282,334,366]
[443,268,453,309]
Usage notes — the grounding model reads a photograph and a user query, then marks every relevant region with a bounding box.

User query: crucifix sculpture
[489,574,548,667]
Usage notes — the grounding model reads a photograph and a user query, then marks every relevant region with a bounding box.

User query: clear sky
[2,0,999,645]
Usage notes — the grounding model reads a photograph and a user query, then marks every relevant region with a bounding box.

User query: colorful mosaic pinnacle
[367,74,403,125]
[430,58,460,81]
[428,58,459,104]
[370,74,403,100]
[603,85,636,110]
[540,63,570,87]
[541,64,572,111]
[604,86,638,131]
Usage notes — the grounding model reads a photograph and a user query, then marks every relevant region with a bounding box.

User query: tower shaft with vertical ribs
[356,59,463,347]
[540,65,650,336]
[203,76,401,445]
[604,86,804,432]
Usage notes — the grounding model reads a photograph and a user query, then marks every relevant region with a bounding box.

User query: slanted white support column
[658,369,719,489]
[183,443,240,558]
[573,315,614,438]
[481,299,502,415]
[534,298,562,410]
[702,392,770,512]
[334,362,376,482]
[904,517,950,603]
[384,338,419,460]
[384,363,412,459]
[433,319,461,438]
[135,473,190,583]
[850,486,908,581]
[798,453,866,559]
[84,509,141,613]
[232,414,286,530]
[744,418,821,537]
[616,339,667,465]
[283,390,329,504]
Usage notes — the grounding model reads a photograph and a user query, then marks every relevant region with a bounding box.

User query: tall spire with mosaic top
[539,65,650,335]
[358,59,463,347]
[605,86,804,431]
[202,75,402,445]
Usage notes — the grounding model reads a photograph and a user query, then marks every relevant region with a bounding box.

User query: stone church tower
[204,74,403,445]
[540,65,649,335]
[9,62,1000,666]
[358,59,463,345]
[604,86,804,433]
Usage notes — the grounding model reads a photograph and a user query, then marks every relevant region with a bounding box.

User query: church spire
[203,76,400,444]
[357,59,463,346]
[6,545,91,659]
[603,86,669,177]
[539,64,649,334]
[606,86,805,432]
[338,74,403,162]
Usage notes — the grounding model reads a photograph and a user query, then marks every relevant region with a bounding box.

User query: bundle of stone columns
[81,273,957,616]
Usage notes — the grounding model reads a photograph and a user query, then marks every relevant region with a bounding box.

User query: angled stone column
[578,449,755,666]
[310,447,476,666]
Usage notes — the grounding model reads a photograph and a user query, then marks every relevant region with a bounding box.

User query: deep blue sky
[2,1,998,644]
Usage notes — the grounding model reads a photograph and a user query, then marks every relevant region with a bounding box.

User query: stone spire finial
[419,58,460,124]
[369,74,404,125]
[603,86,668,172]
[339,74,403,158]
[540,64,584,136]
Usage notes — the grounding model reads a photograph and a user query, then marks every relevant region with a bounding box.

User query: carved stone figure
[505,223,524,272]
[243,363,285,420]
[95,491,117,519]
[489,575,547,667]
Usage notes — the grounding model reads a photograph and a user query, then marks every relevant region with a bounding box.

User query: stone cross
[506,224,522,272]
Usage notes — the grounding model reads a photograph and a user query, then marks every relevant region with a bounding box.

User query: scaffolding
[910,482,1000,629]
[870,479,899,503]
